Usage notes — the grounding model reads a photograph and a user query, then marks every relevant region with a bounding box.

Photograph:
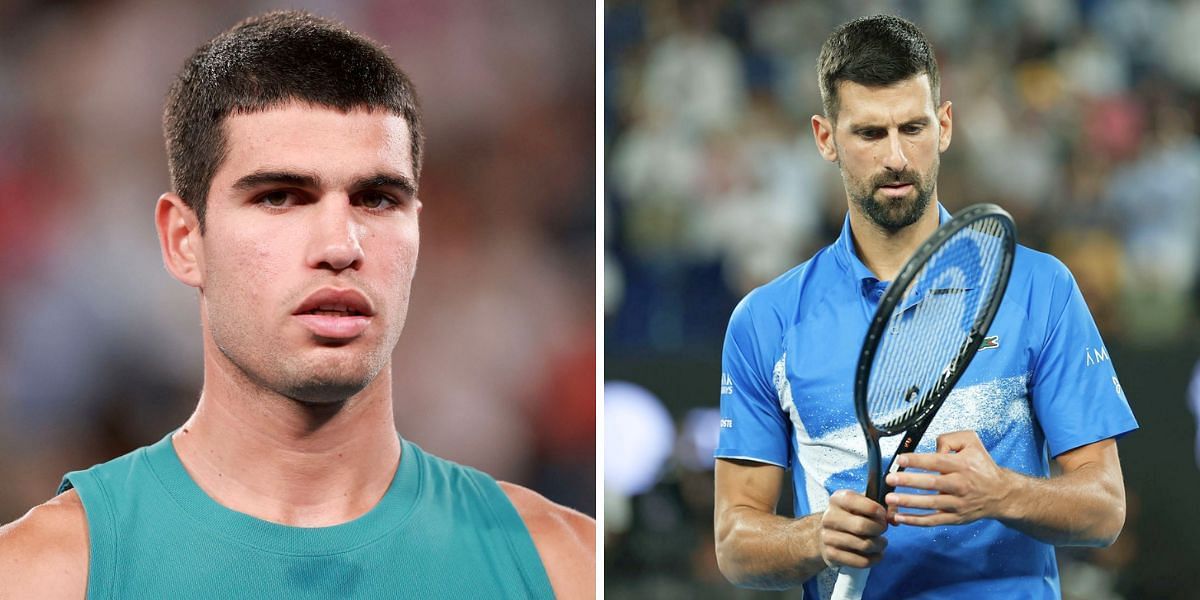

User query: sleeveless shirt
[58,433,555,599]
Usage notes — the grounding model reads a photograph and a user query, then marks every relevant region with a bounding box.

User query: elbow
[715,554,775,590]
[1084,484,1127,548]
[1093,498,1126,547]
[714,543,741,586]
[714,526,790,591]
[1044,441,1131,548]
[714,547,756,589]
[713,518,762,589]
[714,520,747,586]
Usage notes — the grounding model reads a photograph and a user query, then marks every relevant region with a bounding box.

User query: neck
[848,198,941,282]
[172,346,400,527]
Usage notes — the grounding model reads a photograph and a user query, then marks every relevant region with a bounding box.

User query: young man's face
[820,74,952,232]
[197,102,420,403]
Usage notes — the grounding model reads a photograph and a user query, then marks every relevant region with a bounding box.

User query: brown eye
[357,191,398,209]
[259,190,295,207]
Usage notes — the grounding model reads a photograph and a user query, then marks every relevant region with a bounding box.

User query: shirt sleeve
[715,294,791,467]
[1030,261,1138,457]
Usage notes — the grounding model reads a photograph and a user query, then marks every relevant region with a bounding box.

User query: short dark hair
[164,10,424,230]
[817,14,939,121]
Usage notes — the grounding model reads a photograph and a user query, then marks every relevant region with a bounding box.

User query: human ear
[811,114,839,162]
[937,101,953,153]
[155,193,203,288]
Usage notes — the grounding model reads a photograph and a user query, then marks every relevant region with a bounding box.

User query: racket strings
[867,216,1010,432]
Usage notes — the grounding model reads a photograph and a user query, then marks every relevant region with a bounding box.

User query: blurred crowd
[0,0,595,522]
[606,0,1200,351]
[605,0,1200,598]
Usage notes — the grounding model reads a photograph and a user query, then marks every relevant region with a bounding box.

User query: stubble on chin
[209,312,393,406]
[275,351,390,405]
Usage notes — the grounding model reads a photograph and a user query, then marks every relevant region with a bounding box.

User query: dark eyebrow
[352,173,417,197]
[230,170,417,196]
[849,117,931,132]
[231,170,322,192]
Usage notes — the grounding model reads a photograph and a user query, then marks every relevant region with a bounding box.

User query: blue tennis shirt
[716,205,1138,599]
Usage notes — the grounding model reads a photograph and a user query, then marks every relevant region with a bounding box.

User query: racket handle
[830,566,870,600]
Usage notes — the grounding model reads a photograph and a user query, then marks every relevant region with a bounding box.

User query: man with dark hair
[0,11,593,598]
[713,14,1135,599]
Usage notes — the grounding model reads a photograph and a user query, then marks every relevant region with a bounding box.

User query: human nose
[882,131,908,173]
[306,195,364,272]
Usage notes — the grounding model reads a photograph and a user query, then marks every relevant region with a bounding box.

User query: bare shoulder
[498,482,595,599]
[0,489,89,599]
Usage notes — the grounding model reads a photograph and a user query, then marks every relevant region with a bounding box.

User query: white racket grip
[830,566,870,600]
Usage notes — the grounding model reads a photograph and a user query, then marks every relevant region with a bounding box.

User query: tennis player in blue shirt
[714,15,1137,599]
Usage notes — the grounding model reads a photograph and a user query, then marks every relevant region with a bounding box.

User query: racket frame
[852,203,1017,504]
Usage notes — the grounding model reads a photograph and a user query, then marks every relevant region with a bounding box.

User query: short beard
[844,159,938,233]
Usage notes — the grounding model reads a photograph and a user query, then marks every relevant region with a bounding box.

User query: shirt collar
[833,202,952,285]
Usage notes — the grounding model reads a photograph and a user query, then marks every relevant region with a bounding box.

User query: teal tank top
[59,433,555,599]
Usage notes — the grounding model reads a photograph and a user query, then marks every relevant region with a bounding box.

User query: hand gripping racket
[829,204,1016,600]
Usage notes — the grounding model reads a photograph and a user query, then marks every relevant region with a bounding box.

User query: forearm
[714,507,827,590]
[996,461,1125,546]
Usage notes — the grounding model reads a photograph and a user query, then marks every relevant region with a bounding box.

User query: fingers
[881,433,1002,529]
[884,501,902,526]
[825,491,887,536]
[900,431,985,470]
[886,470,939,491]
[934,430,983,453]
[890,511,961,527]
[820,490,889,569]
[882,491,969,527]
[884,492,957,512]
[896,452,961,474]
[828,490,887,523]
[885,471,963,494]
[820,530,888,568]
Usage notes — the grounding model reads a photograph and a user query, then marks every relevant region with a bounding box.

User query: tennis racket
[829,203,1016,600]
